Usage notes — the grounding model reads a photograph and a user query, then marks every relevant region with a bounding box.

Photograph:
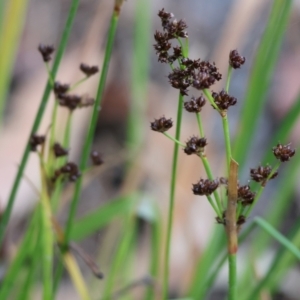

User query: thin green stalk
[0,209,39,299]
[196,113,204,137]
[207,195,221,217]
[64,110,73,147]
[163,92,184,300]
[228,254,237,300]
[226,66,233,93]
[68,76,88,91]
[64,2,123,245]
[222,114,232,173]
[0,0,80,246]
[200,155,223,215]
[163,132,185,147]
[203,89,219,111]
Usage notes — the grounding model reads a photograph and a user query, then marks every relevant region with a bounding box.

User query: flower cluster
[192,178,219,196]
[168,59,222,95]
[29,134,45,151]
[53,162,81,182]
[90,151,103,166]
[150,116,173,132]
[229,50,246,69]
[53,143,68,157]
[38,44,55,62]
[80,63,99,77]
[238,185,256,206]
[184,95,206,113]
[212,90,237,110]
[54,82,70,97]
[250,165,278,187]
[184,136,207,155]
[272,143,295,162]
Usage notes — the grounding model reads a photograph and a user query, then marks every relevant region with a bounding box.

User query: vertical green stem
[0,0,80,246]
[163,92,184,299]
[63,110,72,147]
[228,253,237,300]
[225,66,233,93]
[222,114,232,173]
[64,3,122,245]
[196,113,204,137]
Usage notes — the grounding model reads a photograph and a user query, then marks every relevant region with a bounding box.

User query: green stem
[0,0,80,246]
[196,113,204,137]
[68,76,88,92]
[225,66,233,93]
[207,195,221,217]
[228,253,237,300]
[222,114,232,174]
[64,4,122,245]
[200,155,223,216]
[64,110,72,147]
[203,89,219,112]
[163,92,184,300]
[163,132,185,147]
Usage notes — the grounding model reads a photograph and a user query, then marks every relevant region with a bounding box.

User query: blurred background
[1,0,300,299]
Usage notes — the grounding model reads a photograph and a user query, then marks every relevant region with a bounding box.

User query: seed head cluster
[150,116,173,132]
[184,95,206,113]
[53,162,81,182]
[38,44,55,62]
[54,82,70,97]
[192,178,219,196]
[212,90,237,110]
[238,185,256,206]
[53,143,68,157]
[272,143,295,162]
[90,151,103,166]
[184,136,207,155]
[229,50,246,69]
[250,165,278,187]
[30,134,46,151]
[80,63,99,77]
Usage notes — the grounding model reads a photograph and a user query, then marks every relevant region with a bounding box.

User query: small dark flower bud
[184,136,207,155]
[60,162,81,182]
[58,94,82,110]
[53,143,68,157]
[237,215,246,226]
[30,134,46,151]
[184,95,206,113]
[250,165,278,187]
[229,50,246,69]
[212,90,237,110]
[238,185,256,206]
[192,178,219,196]
[38,44,55,62]
[150,117,173,132]
[272,143,295,162]
[53,82,69,96]
[90,151,103,166]
[80,63,99,77]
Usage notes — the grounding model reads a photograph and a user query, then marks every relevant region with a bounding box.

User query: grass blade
[233,0,292,168]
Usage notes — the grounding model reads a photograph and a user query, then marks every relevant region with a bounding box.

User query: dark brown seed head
[192,178,219,196]
[184,95,206,113]
[90,151,103,166]
[238,185,256,206]
[229,50,246,69]
[184,136,207,155]
[237,215,246,226]
[38,44,55,62]
[212,90,237,110]
[29,134,46,151]
[150,117,173,132]
[53,81,69,96]
[58,94,82,111]
[60,162,81,182]
[272,143,295,162]
[250,165,278,186]
[80,63,99,77]
[53,143,68,157]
